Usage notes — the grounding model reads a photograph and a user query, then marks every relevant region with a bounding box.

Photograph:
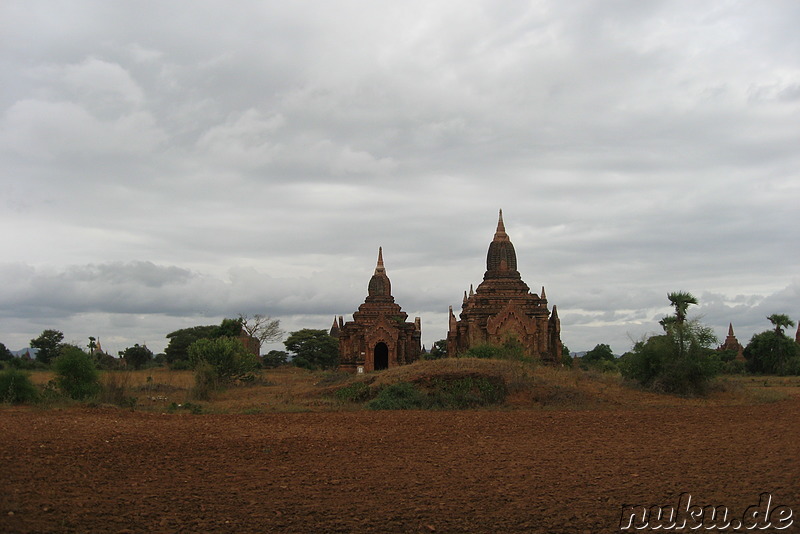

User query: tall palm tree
[767,314,795,335]
[667,291,698,324]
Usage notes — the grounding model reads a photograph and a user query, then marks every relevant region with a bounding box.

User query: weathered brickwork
[447,211,562,363]
[338,248,421,372]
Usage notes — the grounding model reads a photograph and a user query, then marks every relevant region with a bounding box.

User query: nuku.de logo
[620,492,793,531]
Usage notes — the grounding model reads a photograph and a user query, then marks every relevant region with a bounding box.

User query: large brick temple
[447,210,562,363]
[337,248,421,372]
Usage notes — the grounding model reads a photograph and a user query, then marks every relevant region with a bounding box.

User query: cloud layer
[1,1,798,354]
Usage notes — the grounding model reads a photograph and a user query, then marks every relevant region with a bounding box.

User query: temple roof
[367,247,392,298]
[485,209,519,277]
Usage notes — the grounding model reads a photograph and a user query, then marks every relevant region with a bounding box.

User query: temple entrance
[374,342,389,370]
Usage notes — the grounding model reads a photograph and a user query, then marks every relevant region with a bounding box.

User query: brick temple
[337,248,421,372]
[447,210,562,363]
[717,323,745,361]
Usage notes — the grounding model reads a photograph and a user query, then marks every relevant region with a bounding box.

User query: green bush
[367,382,427,410]
[0,369,39,404]
[463,338,528,362]
[335,381,372,403]
[188,336,260,382]
[191,361,219,401]
[53,346,101,400]
[428,375,506,408]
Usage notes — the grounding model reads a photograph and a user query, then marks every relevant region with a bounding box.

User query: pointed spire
[463,291,468,304]
[469,284,474,297]
[493,209,509,241]
[551,304,559,319]
[541,286,547,299]
[728,323,735,337]
[375,246,385,274]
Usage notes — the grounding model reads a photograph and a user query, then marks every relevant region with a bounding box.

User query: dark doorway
[374,342,389,370]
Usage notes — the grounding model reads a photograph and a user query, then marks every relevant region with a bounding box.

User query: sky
[1,1,799,357]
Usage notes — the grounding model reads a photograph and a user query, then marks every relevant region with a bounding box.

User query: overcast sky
[1,1,798,357]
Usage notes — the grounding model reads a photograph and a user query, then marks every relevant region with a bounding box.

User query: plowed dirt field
[2,399,799,533]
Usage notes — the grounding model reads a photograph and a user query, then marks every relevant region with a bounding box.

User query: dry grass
[17,362,798,413]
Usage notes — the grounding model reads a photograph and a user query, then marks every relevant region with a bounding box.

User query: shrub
[335,381,372,403]
[53,346,101,400]
[98,372,137,408]
[191,361,219,401]
[367,382,427,410]
[428,375,506,408]
[188,337,260,382]
[0,369,39,404]
[463,338,528,362]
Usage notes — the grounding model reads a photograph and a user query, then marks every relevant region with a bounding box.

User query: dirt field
[2,396,799,533]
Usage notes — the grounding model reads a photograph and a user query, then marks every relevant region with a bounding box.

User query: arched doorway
[374,342,389,370]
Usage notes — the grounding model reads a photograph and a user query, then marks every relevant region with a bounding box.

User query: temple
[338,248,422,372]
[717,323,745,362]
[447,210,562,363]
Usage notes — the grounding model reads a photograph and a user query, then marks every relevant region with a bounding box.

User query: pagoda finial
[728,323,734,337]
[375,247,385,273]
[494,209,508,240]
[541,286,547,299]
[469,284,474,297]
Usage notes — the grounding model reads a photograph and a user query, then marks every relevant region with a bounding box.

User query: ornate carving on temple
[447,210,563,363]
[337,248,421,372]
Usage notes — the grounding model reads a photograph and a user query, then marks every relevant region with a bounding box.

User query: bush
[463,338,528,362]
[98,372,137,408]
[368,382,427,410]
[427,375,506,408]
[620,332,719,396]
[188,337,260,382]
[335,381,372,403]
[190,361,219,401]
[53,346,101,400]
[366,375,507,410]
[0,369,39,404]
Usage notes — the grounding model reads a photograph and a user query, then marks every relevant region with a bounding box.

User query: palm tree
[767,314,795,335]
[667,291,698,324]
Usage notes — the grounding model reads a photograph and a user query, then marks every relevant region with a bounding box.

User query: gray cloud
[1,1,798,355]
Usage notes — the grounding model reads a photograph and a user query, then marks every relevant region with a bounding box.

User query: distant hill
[11,348,38,358]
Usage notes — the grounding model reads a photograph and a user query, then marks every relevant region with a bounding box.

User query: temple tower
[717,323,745,362]
[447,210,562,363]
[338,248,421,372]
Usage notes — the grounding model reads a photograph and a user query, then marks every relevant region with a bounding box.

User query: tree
[666,291,698,324]
[744,316,800,375]
[239,314,284,353]
[767,314,795,335]
[87,336,97,356]
[30,329,65,365]
[165,325,217,364]
[121,344,153,370]
[583,343,615,364]
[425,339,447,360]
[53,345,101,400]
[188,337,260,382]
[263,350,289,368]
[0,342,13,362]
[284,329,339,370]
[620,293,719,395]
[215,317,244,338]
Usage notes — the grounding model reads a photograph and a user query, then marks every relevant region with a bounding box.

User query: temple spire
[375,246,385,273]
[493,209,509,241]
[728,323,735,337]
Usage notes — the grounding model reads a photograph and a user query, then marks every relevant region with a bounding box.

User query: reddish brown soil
[2,400,799,533]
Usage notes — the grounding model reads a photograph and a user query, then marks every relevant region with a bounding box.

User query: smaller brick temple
[338,248,421,372]
[447,210,562,363]
[717,323,745,362]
